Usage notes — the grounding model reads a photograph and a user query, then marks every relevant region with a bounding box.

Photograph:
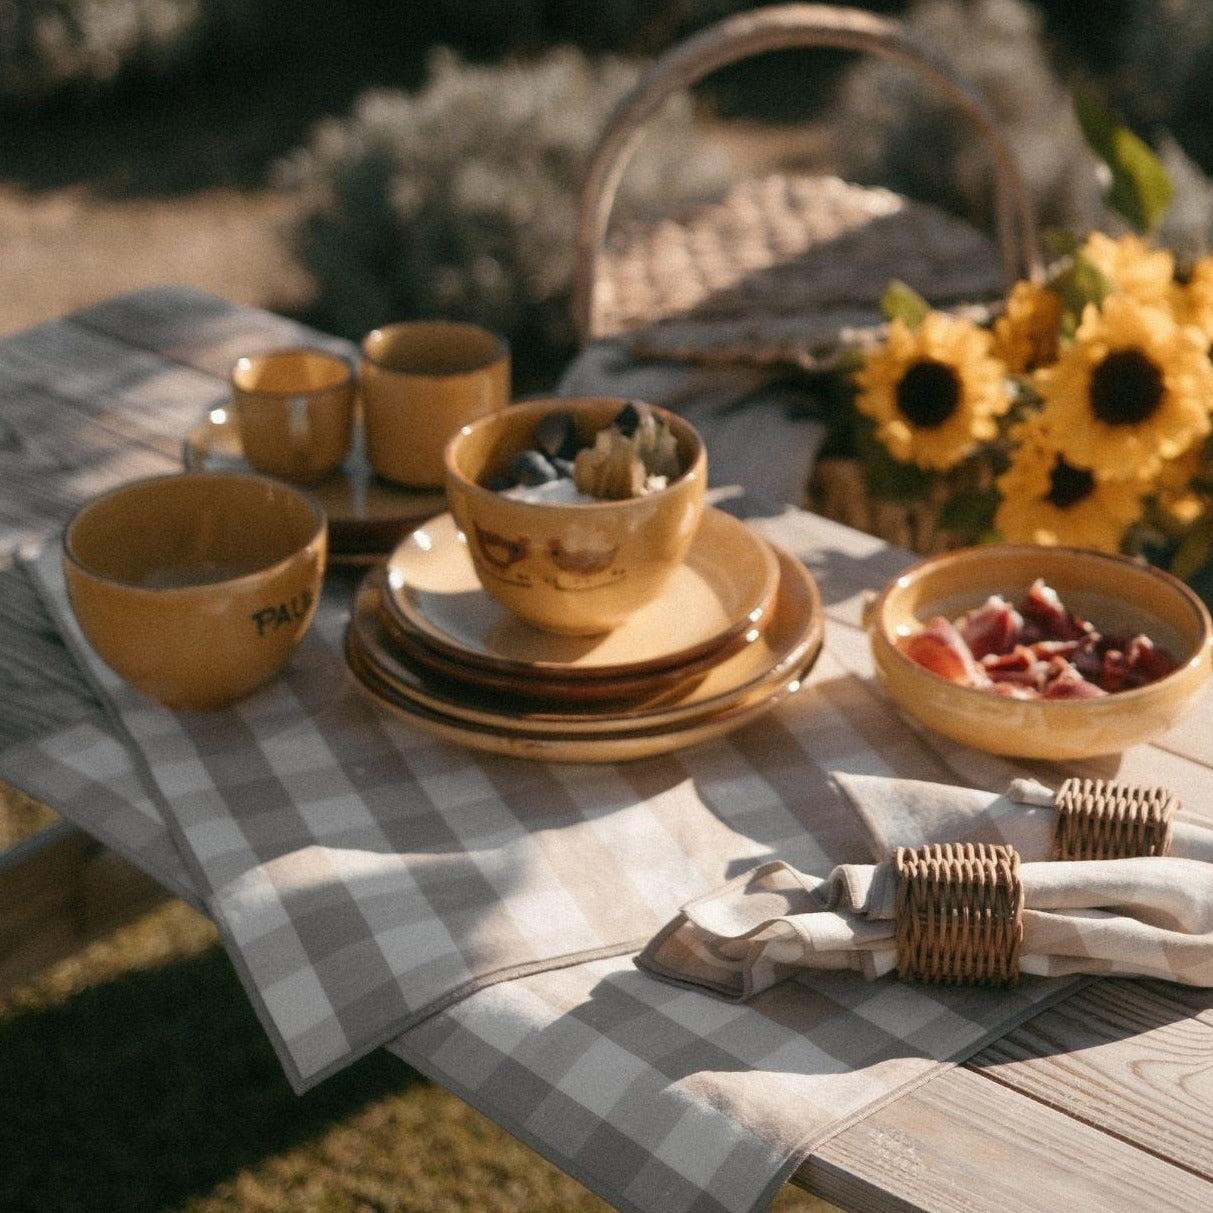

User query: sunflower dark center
[895,359,961,428]
[1088,349,1165,426]
[1046,456,1096,509]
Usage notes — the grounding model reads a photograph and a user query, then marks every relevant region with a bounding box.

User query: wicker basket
[571,5,1041,548]
[574,3,1040,369]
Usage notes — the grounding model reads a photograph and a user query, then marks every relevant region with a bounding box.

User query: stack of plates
[346,507,824,762]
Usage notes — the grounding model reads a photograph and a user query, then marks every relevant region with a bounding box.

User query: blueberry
[510,450,559,486]
[614,401,643,437]
[552,457,575,478]
[533,411,579,460]
[485,473,517,492]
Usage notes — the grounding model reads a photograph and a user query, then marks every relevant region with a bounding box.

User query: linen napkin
[638,852,1213,996]
[833,772,1213,864]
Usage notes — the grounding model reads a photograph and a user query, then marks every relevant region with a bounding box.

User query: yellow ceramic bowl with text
[867,544,1213,760]
[63,472,327,710]
[444,397,706,635]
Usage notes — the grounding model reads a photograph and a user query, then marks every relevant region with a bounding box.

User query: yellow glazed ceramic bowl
[444,397,707,635]
[868,544,1213,760]
[63,472,327,710]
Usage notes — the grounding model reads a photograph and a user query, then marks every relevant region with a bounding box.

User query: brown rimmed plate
[348,544,822,736]
[345,622,818,765]
[347,639,812,763]
[184,403,445,562]
[381,507,781,681]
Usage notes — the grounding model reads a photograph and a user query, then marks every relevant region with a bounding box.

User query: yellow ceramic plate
[350,547,822,736]
[184,404,445,561]
[375,600,756,704]
[381,507,781,680]
[345,633,815,764]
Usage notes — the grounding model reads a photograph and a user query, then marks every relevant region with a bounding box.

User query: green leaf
[1053,253,1116,336]
[1042,228,1080,258]
[880,280,930,329]
[1169,515,1213,583]
[1075,91,1174,232]
[937,487,1001,542]
[854,414,934,502]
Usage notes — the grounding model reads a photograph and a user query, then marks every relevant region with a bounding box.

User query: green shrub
[279,47,734,382]
[0,0,204,102]
[827,0,1104,236]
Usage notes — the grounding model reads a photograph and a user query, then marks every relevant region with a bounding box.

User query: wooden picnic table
[1,286,1212,1212]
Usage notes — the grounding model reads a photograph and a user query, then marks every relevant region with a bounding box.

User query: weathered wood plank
[802,1064,1213,1212]
[73,285,355,379]
[0,316,227,451]
[971,978,1213,1179]
[0,567,101,748]
[0,821,168,994]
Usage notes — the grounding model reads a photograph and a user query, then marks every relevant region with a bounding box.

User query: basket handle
[573,2,1040,342]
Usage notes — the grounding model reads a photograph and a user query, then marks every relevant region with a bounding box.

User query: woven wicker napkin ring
[1051,778,1177,862]
[894,843,1024,988]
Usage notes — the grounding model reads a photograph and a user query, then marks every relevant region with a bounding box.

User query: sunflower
[1153,437,1209,530]
[1175,255,1213,346]
[1080,231,1174,308]
[991,279,1063,374]
[995,416,1145,552]
[853,312,1010,471]
[1035,293,1213,480]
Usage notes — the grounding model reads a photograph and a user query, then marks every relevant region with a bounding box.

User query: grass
[0,882,836,1212]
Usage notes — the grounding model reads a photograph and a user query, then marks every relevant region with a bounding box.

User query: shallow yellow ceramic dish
[868,544,1213,760]
[382,507,778,681]
[63,471,327,710]
[444,397,706,635]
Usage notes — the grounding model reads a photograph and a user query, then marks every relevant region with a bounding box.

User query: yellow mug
[231,347,356,484]
[361,321,510,487]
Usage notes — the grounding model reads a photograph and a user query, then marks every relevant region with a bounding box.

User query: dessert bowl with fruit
[444,396,706,635]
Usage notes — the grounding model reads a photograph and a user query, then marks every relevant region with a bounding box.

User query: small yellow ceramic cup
[231,347,355,483]
[62,472,327,710]
[361,321,510,487]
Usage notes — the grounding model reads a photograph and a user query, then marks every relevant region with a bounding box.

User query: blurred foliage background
[6,0,1213,386]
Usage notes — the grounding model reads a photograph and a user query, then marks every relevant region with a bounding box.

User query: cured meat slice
[958,595,1023,660]
[898,616,991,687]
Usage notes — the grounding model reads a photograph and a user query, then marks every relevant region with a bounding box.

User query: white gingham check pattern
[0,520,1096,1212]
[1,713,1072,1213]
[26,538,1002,1092]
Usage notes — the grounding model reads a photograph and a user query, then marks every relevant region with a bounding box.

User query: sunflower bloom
[1081,231,1174,308]
[1035,294,1213,480]
[1176,255,1213,345]
[995,417,1145,552]
[992,279,1063,373]
[853,312,1010,471]
[1154,438,1209,530]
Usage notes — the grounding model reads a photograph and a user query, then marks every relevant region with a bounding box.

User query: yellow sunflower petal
[1035,293,1213,480]
[1178,256,1213,344]
[992,279,1063,373]
[853,312,1010,471]
[995,415,1145,552]
[1081,231,1174,308]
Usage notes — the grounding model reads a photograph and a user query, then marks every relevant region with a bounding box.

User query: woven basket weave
[573,3,1040,373]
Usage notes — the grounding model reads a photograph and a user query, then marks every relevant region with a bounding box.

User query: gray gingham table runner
[0,715,1076,1213]
[0,532,1092,1213]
